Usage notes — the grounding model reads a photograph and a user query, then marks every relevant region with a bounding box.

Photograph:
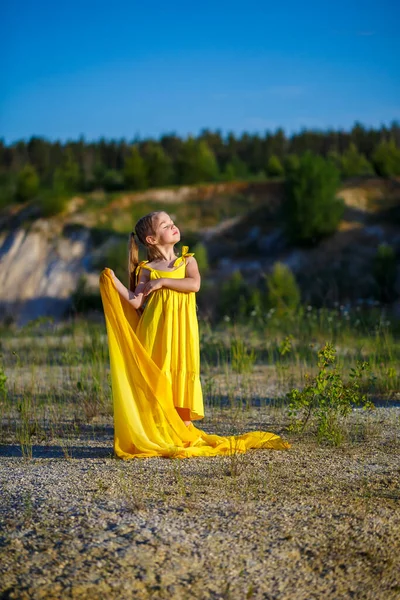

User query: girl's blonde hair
[128,211,170,291]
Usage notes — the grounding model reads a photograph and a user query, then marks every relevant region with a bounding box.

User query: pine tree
[341,143,374,177]
[123,146,148,190]
[177,138,219,184]
[53,148,81,193]
[221,154,248,180]
[145,143,174,188]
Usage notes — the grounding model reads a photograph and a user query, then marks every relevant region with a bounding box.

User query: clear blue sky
[1,0,399,144]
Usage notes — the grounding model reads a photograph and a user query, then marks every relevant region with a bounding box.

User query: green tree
[266,154,284,177]
[284,154,300,176]
[102,169,125,191]
[15,164,39,202]
[53,148,81,193]
[372,139,400,177]
[283,151,344,245]
[145,144,174,187]
[123,146,148,190]
[265,262,301,315]
[222,155,249,181]
[221,155,248,181]
[341,143,374,178]
[177,138,219,184]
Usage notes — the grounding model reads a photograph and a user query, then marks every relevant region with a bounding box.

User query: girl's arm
[142,257,201,296]
[112,268,150,309]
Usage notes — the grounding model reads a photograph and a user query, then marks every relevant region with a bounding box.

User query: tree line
[1,121,400,206]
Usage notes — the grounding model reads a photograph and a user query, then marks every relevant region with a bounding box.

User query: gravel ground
[1,407,399,600]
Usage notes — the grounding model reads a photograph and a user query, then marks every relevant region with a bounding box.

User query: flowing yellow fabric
[99,247,290,459]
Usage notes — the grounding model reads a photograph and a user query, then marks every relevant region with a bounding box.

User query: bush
[15,164,39,202]
[38,188,69,217]
[221,155,249,181]
[340,143,374,178]
[372,139,400,177]
[286,342,375,445]
[265,262,301,315]
[230,337,256,374]
[266,155,284,177]
[372,243,397,303]
[102,169,125,191]
[284,154,300,176]
[283,151,344,245]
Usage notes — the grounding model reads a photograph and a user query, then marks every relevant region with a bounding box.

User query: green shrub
[283,151,344,245]
[102,170,125,191]
[340,143,374,178]
[230,337,256,374]
[15,164,40,202]
[266,155,284,177]
[372,139,400,177]
[265,262,301,315]
[286,342,375,445]
[38,188,69,217]
[284,154,300,176]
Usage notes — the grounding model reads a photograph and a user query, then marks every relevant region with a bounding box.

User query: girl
[110,210,203,428]
[99,210,290,459]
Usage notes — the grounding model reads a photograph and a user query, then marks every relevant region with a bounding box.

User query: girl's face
[154,212,180,245]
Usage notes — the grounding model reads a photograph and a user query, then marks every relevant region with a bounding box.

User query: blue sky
[1,0,399,143]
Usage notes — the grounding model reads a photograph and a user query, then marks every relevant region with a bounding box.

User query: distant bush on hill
[283,151,345,246]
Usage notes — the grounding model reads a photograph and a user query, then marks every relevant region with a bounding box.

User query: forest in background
[1,121,400,209]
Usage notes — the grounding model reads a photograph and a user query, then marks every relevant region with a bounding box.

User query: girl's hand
[142,279,164,296]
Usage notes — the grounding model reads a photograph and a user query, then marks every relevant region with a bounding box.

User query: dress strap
[135,260,153,286]
[173,245,194,268]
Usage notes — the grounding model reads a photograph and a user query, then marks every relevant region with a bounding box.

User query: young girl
[99,210,290,459]
[111,210,203,428]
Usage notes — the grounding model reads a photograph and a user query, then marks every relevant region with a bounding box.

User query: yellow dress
[134,246,204,421]
[99,246,290,459]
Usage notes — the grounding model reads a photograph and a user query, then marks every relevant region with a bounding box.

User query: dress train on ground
[99,268,291,459]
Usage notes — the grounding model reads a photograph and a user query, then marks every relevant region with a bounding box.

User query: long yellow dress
[134,246,204,421]
[99,246,290,459]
